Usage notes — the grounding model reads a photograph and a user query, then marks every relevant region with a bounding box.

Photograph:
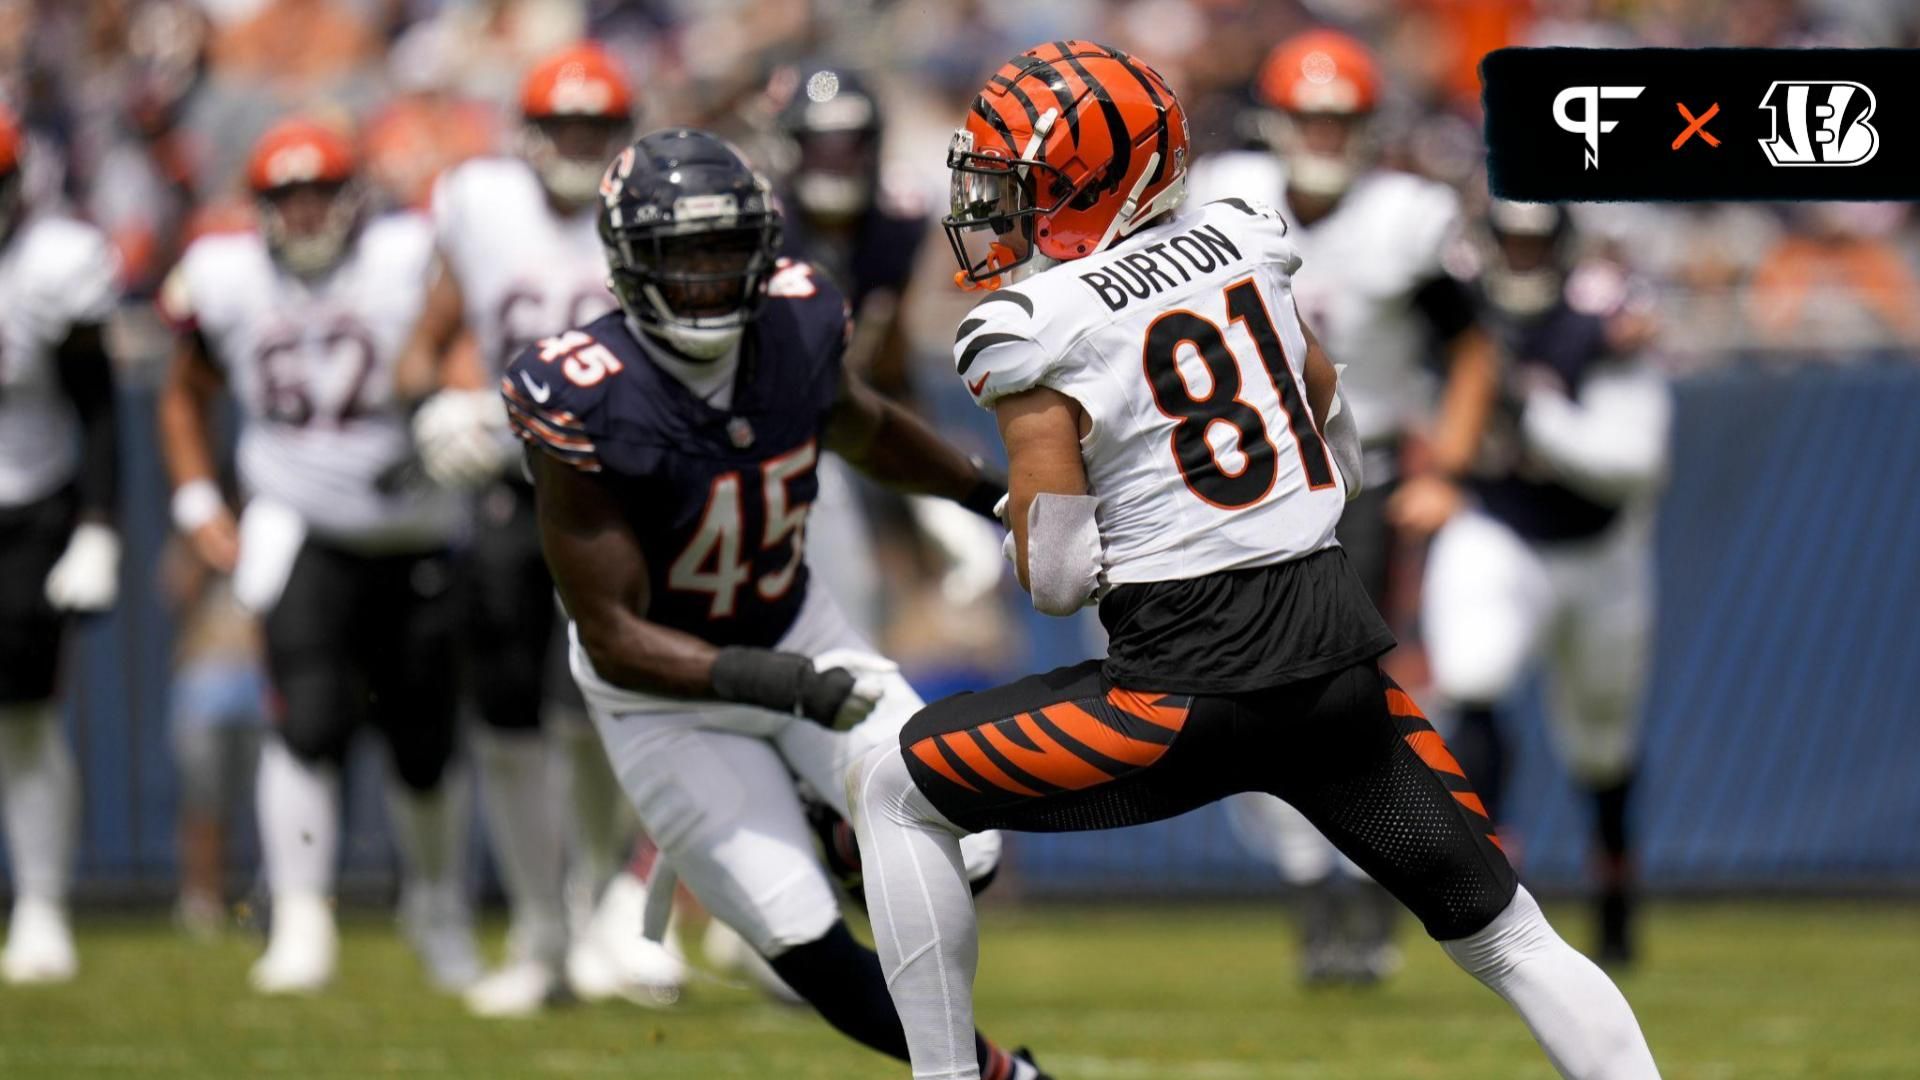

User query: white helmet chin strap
[656,322,744,360]
[1090,151,1187,256]
[638,281,747,361]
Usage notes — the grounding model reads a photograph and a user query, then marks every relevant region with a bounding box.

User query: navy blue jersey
[779,194,928,313]
[1472,298,1623,543]
[503,261,848,647]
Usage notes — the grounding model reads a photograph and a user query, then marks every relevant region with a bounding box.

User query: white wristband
[171,478,225,532]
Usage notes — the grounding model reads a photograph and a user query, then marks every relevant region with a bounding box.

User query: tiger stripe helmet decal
[945,41,1190,285]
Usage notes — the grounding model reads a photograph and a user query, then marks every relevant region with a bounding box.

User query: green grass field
[1,901,1915,1078]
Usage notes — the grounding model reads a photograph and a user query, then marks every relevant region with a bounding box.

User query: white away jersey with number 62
[956,198,1345,586]
[160,214,461,549]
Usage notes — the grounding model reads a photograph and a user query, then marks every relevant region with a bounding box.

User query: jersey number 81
[1142,278,1336,509]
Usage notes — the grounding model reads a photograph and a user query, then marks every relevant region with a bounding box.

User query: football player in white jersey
[0,105,123,985]
[1188,28,1500,982]
[850,42,1659,1080]
[391,43,686,1016]
[157,118,480,996]
[1423,201,1669,966]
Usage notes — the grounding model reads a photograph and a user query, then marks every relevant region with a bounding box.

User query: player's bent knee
[1440,885,1551,974]
[274,693,354,771]
[750,881,843,959]
[386,727,456,792]
[851,745,942,833]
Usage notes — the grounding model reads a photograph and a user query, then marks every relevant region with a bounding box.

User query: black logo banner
[1483,48,1920,201]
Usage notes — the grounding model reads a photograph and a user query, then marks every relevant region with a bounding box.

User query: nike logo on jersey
[967,371,991,396]
[1078,223,1244,313]
[519,371,552,403]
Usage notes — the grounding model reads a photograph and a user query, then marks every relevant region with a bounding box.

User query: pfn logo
[1758,81,1879,167]
[1553,86,1645,170]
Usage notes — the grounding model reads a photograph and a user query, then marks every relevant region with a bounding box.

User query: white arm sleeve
[1521,367,1671,504]
[1024,493,1104,617]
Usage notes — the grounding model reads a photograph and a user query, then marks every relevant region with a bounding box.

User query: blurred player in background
[762,60,1003,667]
[396,43,685,1017]
[157,117,479,996]
[852,41,1656,1080]
[1190,27,1499,984]
[1425,200,1669,966]
[0,104,123,985]
[511,128,1043,1080]
[160,535,267,940]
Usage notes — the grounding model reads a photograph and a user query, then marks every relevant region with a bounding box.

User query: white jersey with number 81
[955,198,1343,586]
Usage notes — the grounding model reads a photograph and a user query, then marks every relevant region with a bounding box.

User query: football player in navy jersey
[1422,200,1669,966]
[767,62,927,396]
[505,129,1047,1080]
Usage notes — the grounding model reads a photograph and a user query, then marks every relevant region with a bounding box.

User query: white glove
[811,648,899,730]
[907,495,1006,606]
[412,388,515,490]
[44,522,120,612]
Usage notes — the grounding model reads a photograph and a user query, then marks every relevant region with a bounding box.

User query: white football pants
[571,586,1000,958]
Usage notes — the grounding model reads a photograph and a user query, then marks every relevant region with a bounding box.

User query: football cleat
[465,958,565,1019]
[1014,1047,1053,1080]
[2,896,78,985]
[569,871,685,1007]
[398,883,483,993]
[250,892,337,995]
[700,918,803,1005]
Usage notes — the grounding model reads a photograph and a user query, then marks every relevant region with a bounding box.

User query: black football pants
[900,659,1517,940]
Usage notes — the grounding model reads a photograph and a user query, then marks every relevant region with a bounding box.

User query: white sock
[386,767,470,898]
[473,730,567,965]
[1443,887,1660,1078]
[852,746,982,1080]
[256,737,338,899]
[0,702,78,903]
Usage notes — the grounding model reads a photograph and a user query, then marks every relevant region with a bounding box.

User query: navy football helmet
[1480,199,1574,319]
[770,63,883,224]
[597,129,782,360]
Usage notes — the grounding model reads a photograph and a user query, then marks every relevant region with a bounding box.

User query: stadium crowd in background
[1,0,1917,1007]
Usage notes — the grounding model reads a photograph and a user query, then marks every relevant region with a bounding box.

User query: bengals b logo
[1758,81,1879,167]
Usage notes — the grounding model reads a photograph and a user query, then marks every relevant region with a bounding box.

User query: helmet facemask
[523,114,632,208]
[259,180,362,277]
[1261,109,1372,200]
[605,204,782,361]
[792,128,877,223]
[1483,201,1570,319]
[942,129,1069,287]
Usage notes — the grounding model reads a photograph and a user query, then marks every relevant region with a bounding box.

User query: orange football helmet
[246,117,362,275]
[518,43,636,207]
[946,40,1189,287]
[247,117,357,193]
[0,103,22,237]
[1255,29,1381,199]
[0,102,20,176]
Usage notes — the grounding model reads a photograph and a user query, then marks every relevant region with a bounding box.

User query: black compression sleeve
[960,457,1008,521]
[710,647,855,726]
[53,322,119,521]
